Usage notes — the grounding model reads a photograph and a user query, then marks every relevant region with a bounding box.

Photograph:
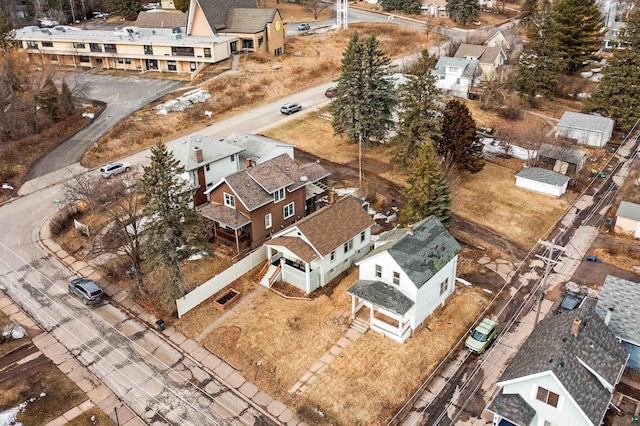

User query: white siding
[358,252,417,301]
[413,256,457,328]
[515,176,567,197]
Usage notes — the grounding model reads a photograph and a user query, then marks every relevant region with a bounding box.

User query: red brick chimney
[406,224,414,236]
[571,318,581,336]
[329,188,336,205]
[193,147,203,163]
[246,157,252,168]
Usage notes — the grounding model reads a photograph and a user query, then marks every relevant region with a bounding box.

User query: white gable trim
[270,225,323,260]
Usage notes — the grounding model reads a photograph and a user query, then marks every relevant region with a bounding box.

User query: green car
[465,318,497,354]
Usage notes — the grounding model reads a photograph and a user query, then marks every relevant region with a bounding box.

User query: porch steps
[350,317,369,334]
[260,264,278,287]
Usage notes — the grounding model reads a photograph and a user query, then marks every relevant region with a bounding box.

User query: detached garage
[515,167,571,197]
[555,111,615,148]
[615,201,640,238]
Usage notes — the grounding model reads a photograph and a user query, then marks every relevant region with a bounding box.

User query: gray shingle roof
[223,133,294,163]
[497,304,628,425]
[453,44,504,64]
[361,217,461,289]
[171,135,244,171]
[616,201,640,221]
[433,57,479,79]
[537,143,587,164]
[223,8,276,33]
[195,0,257,31]
[596,275,640,345]
[486,390,536,426]
[135,10,187,28]
[197,203,250,229]
[347,280,415,315]
[516,167,571,187]
[557,111,615,134]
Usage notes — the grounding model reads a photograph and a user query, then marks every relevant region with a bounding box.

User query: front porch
[350,300,412,343]
[198,203,252,256]
[261,250,321,294]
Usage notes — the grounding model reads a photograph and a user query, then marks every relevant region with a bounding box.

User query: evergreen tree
[512,11,562,103]
[438,99,484,173]
[0,12,14,50]
[173,0,189,12]
[37,77,61,122]
[140,142,209,311]
[107,0,142,21]
[551,0,602,71]
[585,8,640,130]
[390,50,442,170]
[446,0,480,25]
[59,80,75,118]
[399,142,452,228]
[519,0,538,27]
[379,0,421,14]
[332,33,396,148]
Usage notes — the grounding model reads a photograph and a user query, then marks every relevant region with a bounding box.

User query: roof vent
[300,175,308,182]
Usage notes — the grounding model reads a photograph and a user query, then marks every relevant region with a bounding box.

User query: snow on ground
[155,89,211,115]
[482,137,534,161]
[0,403,26,426]
[2,323,26,339]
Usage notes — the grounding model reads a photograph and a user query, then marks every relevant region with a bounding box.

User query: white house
[487,303,628,426]
[433,57,480,99]
[420,0,448,17]
[515,167,571,197]
[262,195,375,294]
[485,30,511,50]
[615,201,640,237]
[222,133,295,167]
[454,44,507,81]
[596,275,640,370]
[555,111,615,148]
[346,216,461,343]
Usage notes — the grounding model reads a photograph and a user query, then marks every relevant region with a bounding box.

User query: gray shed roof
[516,167,571,187]
[223,8,276,33]
[347,280,414,316]
[497,304,628,425]
[486,390,536,426]
[433,57,479,79]
[557,111,615,134]
[195,0,257,31]
[223,133,294,163]
[171,135,244,171]
[596,275,640,345]
[616,201,640,221]
[361,217,461,289]
[537,143,587,164]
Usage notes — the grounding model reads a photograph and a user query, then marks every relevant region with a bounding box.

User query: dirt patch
[66,406,115,425]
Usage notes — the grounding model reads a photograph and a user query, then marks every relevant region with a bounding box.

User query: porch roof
[347,280,414,316]
[197,203,251,229]
[267,236,317,263]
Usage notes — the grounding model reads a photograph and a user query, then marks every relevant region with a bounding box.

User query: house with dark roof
[199,154,329,254]
[487,302,628,426]
[615,201,640,238]
[187,0,286,56]
[346,217,461,343]
[596,275,640,370]
[453,44,506,81]
[537,143,588,174]
[555,111,615,148]
[515,167,571,197]
[262,195,375,294]
[433,57,480,99]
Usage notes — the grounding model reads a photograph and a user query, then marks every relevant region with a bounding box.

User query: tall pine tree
[399,142,452,228]
[140,142,208,311]
[332,33,396,148]
[438,99,484,173]
[446,0,480,25]
[551,0,602,71]
[519,0,538,27]
[585,8,640,130]
[390,50,442,170]
[512,10,562,103]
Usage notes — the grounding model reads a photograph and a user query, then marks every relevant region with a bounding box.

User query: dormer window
[274,188,285,203]
[224,192,235,208]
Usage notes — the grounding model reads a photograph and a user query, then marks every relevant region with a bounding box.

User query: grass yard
[452,162,572,246]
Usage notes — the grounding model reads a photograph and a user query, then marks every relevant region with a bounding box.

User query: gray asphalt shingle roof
[135,10,187,28]
[537,143,587,165]
[516,167,571,187]
[171,135,244,171]
[486,390,536,426]
[596,275,640,345]
[557,111,614,134]
[223,8,276,33]
[433,57,479,78]
[497,304,628,425]
[616,201,640,221]
[347,280,415,315]
[454,44,504,64]
[195,0,257,31]
[223,133,294,163]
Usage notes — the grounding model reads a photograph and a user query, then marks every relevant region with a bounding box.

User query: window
[439,278,449,295]
[26,40,38,49]
[167,60,177,71]
[41,40,53,47]
[73,42,85,49]
[79,56,90,63]
[330,251,336,262]
[258,36,264,47]
[242,38,254,49]
[104,43,116,53]
[230,155,235,162]
[536,387,559,408]
[89,43,102,52]
[360,231,366,243]
[205,164,210,171]
[284,202,294,219]
[274,188,285,203]
[144,45,153,55]
[49,54,58,61]
[393,272,400,285]
[223,193,235,208]
[265,213,272,229]
[375,264,382,278]
[204,48,211,58]
[171,46,194,56]
[343,239,353,254]
[118,58,124,64]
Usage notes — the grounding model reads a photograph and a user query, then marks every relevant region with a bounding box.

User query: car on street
[324,86,338,98]
[298,23,311,31]
[100,161,130,178]
[69,277,104,305]
[465,318,497,354]
[586,255,601,262]
[556,291,585,314]
[280,103,302,115]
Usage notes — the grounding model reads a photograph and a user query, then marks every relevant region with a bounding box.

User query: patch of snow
[188,252,208,261]
[2,183,14,190]
[481,137,533,160]
[334,187,357,196]
[373,212,387,221]
[155,89,211,115]
[0,402,26,426]
[2,323,25,340]
[82,112,94,119]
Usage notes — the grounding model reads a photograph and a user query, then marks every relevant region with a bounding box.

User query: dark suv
[69,278,104,305]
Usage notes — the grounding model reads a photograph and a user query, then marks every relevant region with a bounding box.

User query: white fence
[176,246,267,318]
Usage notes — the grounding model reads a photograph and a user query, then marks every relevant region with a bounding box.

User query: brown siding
[194,167,207,206]
[249,188,305,247]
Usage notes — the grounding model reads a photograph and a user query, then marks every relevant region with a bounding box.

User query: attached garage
[515,167,571,198]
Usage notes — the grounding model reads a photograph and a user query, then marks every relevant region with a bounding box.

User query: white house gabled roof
[556,111,615,134]
[171,135,244,171]
[433,57,479,78]
[616,201,640,221]
[222,133,294,163]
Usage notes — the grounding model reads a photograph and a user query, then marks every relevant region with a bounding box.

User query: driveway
[28,72,184,179]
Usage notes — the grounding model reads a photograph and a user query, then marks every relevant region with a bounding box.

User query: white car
[100,161,130,178]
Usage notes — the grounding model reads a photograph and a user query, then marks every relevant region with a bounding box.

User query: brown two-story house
[199,154,329,254]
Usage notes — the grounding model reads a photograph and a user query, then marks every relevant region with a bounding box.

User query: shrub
[498,105,523,120]
[49,206,81,237]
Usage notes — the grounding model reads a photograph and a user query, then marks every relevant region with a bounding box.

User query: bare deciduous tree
[304,0,327,20]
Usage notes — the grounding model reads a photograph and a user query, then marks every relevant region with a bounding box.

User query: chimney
[193,147,203,163]
[329,188,335,205]
[246,157,252,168]
[406,224,414,236]
[605,306,614,325]
[571,318,581,336]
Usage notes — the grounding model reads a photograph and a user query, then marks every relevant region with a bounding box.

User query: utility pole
[336,0,348,29]
[534,239,566,325]
[358,133,363,187]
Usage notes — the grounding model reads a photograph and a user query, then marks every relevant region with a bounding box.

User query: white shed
[615,201,640,238]
[555,111,615,148]
[515,167,571,197]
